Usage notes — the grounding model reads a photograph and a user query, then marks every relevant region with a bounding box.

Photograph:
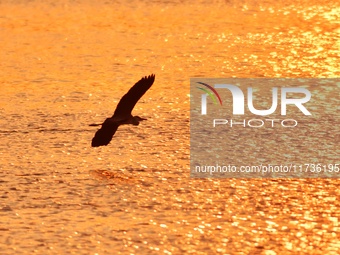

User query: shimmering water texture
[1,0,340,254]
[191,78,340,178]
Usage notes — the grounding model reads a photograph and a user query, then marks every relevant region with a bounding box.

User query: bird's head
[132,116,147,125]
[135,116,147,121]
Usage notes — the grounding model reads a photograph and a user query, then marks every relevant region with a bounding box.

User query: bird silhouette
[90,74,155,147]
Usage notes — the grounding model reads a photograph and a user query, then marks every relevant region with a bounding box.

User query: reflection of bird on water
[90,74,155,147]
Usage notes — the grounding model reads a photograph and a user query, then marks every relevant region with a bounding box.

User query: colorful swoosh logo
[197,82,223,106]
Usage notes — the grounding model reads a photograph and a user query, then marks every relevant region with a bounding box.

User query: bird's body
[90,74,155,147]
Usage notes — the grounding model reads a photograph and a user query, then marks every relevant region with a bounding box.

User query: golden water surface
[0,0,339,254]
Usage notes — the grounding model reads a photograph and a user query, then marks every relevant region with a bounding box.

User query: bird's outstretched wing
[91,119,119,147]
[112,74,155,119]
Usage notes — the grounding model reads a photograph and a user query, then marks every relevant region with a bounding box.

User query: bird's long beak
[89,123,102,126]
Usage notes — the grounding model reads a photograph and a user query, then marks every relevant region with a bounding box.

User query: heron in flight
[90,74,155,147]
